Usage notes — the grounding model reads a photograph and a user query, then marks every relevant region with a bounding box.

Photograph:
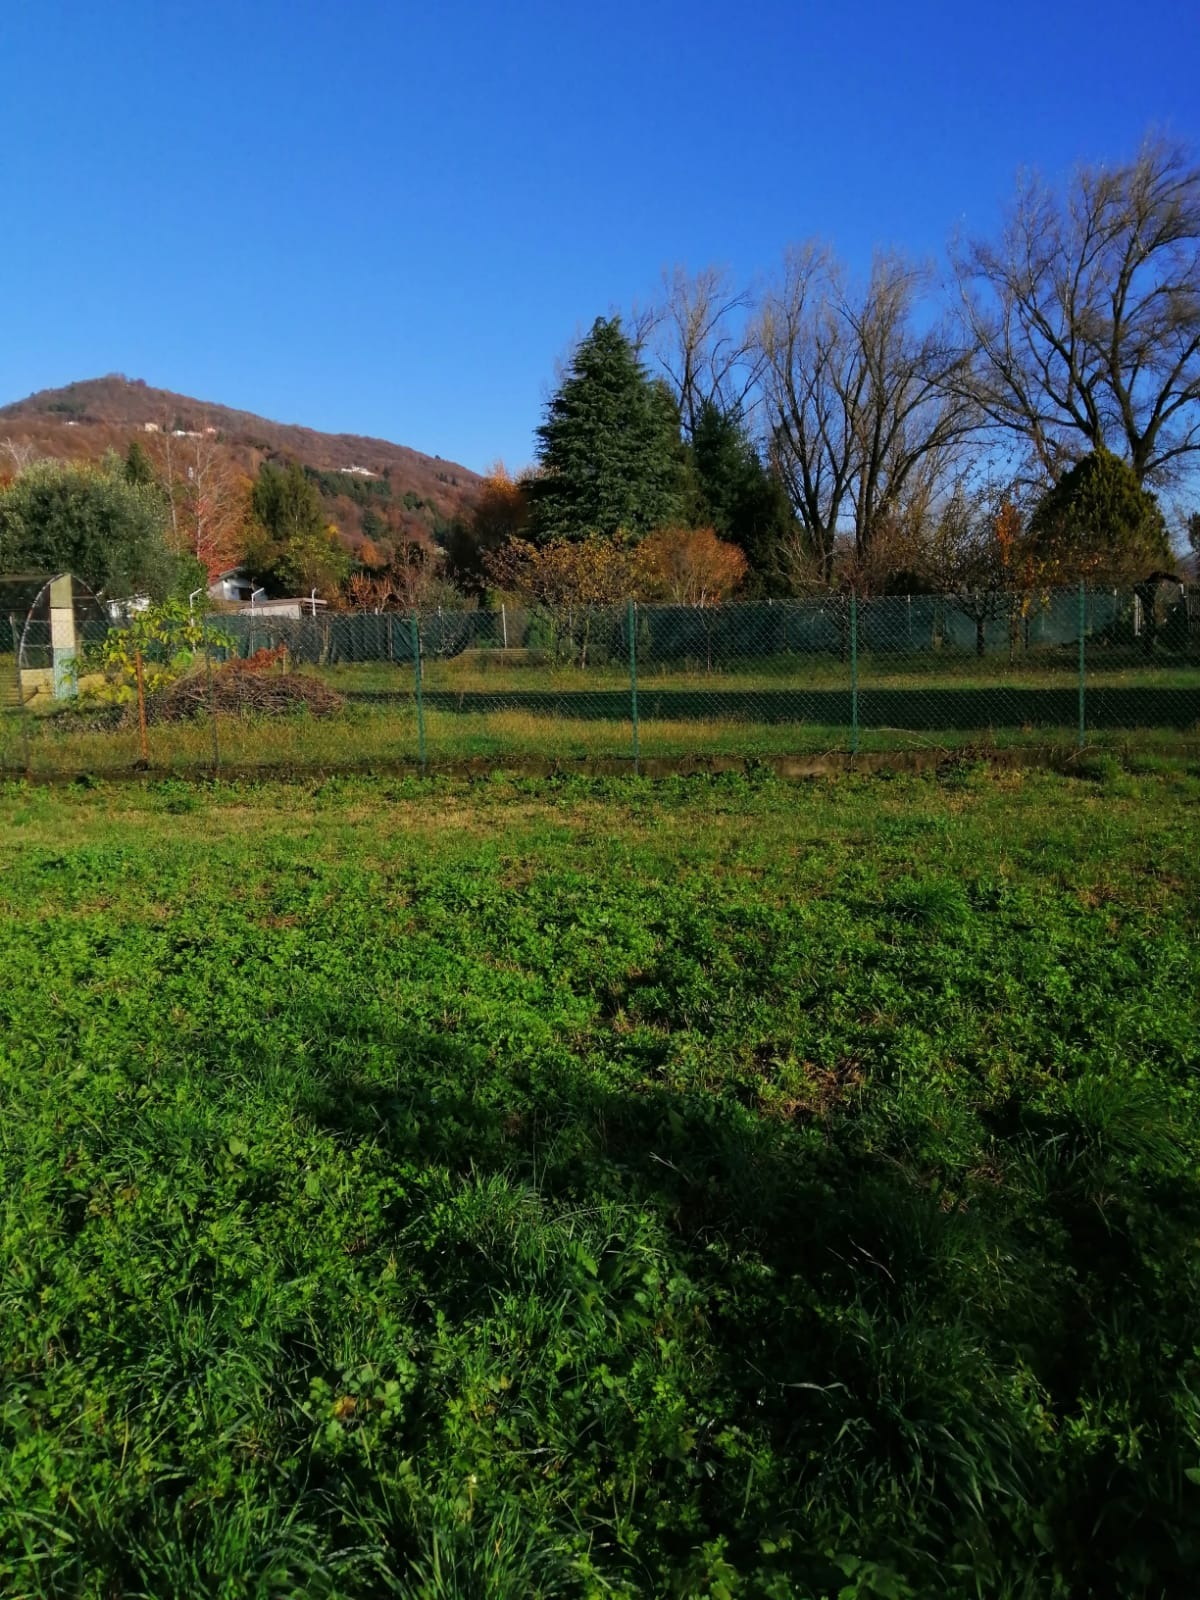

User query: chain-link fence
[3,584,1198,779]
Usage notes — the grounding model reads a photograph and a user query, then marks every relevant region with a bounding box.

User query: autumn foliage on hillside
[0,376,482,577]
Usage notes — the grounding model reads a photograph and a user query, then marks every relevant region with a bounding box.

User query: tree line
[451,136,1200,613]
[3,137,1198,619]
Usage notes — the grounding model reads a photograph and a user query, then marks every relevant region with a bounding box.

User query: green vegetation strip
[1,769,1199,1598]
[6,696,1200,783]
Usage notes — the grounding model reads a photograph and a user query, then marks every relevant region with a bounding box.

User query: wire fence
[3,583,1198,779]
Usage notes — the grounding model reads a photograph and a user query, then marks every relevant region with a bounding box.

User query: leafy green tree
[360,506,387,544]
[530,317,686,542]
[1027,449,1173,584]
[688,400,796,591]
[251,461,327,546]
[0,458,181,599]
[123,439,157,487]
[94,599,230,702]
[246,522,350,599]
[247,462,350,598]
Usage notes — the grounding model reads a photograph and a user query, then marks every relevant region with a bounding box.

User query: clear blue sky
[2,0,1197,474]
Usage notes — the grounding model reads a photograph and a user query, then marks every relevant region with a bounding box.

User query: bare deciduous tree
[954,138,1200,487]
[641,265,764,435]
[756,244,974,583]
[0,438,40,474]
[346,540,447,611]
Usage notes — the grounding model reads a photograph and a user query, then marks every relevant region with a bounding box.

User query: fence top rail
[210,582,1197,624]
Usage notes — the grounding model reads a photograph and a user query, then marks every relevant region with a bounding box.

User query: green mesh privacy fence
[3,584,1198,778]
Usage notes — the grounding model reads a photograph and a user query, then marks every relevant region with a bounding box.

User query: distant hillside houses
[141,422,217,437]
[0,375,482,553]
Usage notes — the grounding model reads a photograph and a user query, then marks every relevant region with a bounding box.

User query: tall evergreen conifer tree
[689,400,796,590]
[1028,449,1172,583]
[531,318,685,541]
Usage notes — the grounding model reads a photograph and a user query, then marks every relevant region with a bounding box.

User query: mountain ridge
[0,375,481,549]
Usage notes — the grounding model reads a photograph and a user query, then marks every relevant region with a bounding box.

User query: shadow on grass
[349,684,1200,731]
[292,1028,1200,1598]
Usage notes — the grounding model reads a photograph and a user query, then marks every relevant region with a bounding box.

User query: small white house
[235,596,328,620]
[209,566,258,604]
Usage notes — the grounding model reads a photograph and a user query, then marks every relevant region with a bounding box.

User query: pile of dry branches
[134,669,345,725]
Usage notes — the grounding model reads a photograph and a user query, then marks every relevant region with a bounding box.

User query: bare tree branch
[756,245,975,582]
[643,265,765,435]
[953,137,1200,486]
[0,438,40,473]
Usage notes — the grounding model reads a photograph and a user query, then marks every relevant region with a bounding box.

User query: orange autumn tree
[346,538,453,611]
[484,533,649,665]
[447,460,531,590]
[345,570,385,611]
[475,461,529,544]
[485,534,645,609]
[637,525,748,605]
[356,536,388,573]
[188,458,253,579]
[146,429,252,579]
[484,526,747,665]
[485,526,747,613]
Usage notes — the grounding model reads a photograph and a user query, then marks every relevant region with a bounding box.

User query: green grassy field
[4,690,1199,780]
[320,654,1200,696]
[1,766,1198,1598]
[2,639,1198,781]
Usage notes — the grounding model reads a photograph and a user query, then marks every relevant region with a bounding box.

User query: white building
[236,596,328,620]
[208,566,257,604]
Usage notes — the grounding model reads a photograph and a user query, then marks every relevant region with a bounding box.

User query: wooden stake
[135,648,149,765]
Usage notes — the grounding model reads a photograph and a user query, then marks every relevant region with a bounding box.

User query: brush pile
[131,666,345,724]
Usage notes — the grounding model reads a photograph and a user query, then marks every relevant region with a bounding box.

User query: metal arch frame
[14,573,107,700]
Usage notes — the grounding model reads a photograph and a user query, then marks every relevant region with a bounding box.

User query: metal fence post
[411,611,427,772]
[849,593,860,757]
[9,617,31,779]
[1077,580,1086,749]
[627,598,640,774]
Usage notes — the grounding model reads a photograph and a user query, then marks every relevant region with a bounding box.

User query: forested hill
[0,376,481,548]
